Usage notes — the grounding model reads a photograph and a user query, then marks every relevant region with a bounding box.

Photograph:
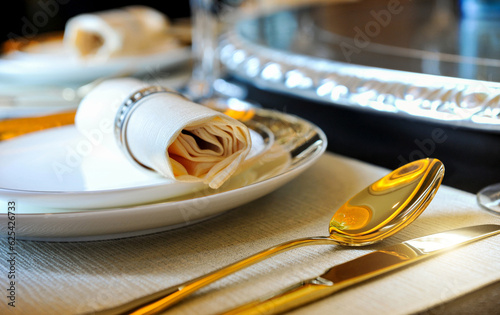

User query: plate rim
[0,108,327,216]
[0,35,192,84]
[0,109,327,241]
[0,122,272,196]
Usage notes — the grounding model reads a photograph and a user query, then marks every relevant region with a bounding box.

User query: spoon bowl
[97,158,444,315]
[329,158,444,245]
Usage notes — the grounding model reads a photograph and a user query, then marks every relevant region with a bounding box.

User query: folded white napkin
[64,6,174,61]
[75,78,252,189]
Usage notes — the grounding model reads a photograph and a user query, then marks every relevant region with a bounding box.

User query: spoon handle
[219,224,500,315]
[93,236,335,315]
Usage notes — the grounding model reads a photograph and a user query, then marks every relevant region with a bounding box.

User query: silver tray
[220,0,500,132]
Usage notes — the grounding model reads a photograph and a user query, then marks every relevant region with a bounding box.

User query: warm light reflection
[328,158,444,245]
[370,159,428,192]
[223,109,255,121]
[405,232,471,253]
[223,98,256,122]
[331,204,372,231]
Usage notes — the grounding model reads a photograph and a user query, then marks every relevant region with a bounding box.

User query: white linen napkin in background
[75,78,252,189]
[64,5,176,61]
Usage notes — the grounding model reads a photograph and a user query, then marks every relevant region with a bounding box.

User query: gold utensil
[0,110,76,141]
[95,158,444,315]
[222,224,500,315]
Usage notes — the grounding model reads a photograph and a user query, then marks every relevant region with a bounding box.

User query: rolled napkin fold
[64,6,174,61]
[75,78,252,189]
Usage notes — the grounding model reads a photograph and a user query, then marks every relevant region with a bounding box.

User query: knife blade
[220,224,500,315]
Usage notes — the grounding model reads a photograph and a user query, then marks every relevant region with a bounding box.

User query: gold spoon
[96,158,445,315]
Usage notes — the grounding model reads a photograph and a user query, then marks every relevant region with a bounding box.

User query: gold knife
[218,224,500,315]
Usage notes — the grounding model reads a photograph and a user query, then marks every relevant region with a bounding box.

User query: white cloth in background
[64,6,175,61]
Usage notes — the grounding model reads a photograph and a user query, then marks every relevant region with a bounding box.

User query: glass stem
[188,0,220,100]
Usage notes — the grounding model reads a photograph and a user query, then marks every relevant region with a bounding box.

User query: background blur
[2,1,192,43]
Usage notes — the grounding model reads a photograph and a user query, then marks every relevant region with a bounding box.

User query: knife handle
[221,277,338,315]
[220,224,500,315]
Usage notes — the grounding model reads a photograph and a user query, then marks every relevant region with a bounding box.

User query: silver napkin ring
[114,86,187,169]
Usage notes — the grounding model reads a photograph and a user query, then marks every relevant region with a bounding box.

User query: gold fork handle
[94,236,336,315]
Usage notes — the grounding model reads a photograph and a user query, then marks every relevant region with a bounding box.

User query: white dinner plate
[0,34,191,85]
[0,109,327,241]
[0,124,269,210]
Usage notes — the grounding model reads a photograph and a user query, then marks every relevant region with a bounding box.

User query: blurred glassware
[459,0,500,215]
[477,183,500,215]
[185,0,270,102]
[459,0,500,19]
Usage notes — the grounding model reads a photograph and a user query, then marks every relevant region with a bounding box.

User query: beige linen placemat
[1,152,499,314]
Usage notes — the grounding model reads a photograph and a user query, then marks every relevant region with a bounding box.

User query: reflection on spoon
[95,158,444,315]
[329,158,441,245]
